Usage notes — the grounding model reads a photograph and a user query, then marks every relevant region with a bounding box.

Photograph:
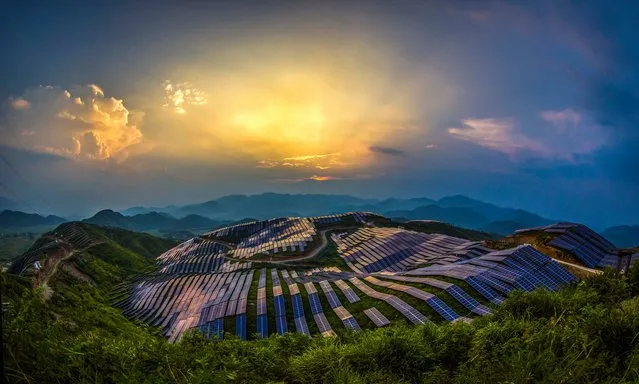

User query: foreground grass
[4,266,639,383]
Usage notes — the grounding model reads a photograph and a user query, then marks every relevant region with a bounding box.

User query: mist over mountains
[2,193,637,247]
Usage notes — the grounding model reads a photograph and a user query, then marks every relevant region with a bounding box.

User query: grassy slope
[6,268,639,383]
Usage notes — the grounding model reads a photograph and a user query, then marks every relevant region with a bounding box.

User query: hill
[602,225,639,248]
[387,205,489,229]
[400,220,494,241]
[0,210,67,228]
[3,215,639,383]
[7,221,177,276]
[83,209,222,236]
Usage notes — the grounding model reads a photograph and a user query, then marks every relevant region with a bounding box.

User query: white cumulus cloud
[162,80,207,114]
[1,84,143,161]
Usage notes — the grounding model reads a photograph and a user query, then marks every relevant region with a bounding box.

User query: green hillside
[3,265,639,383]
[3,221,639,383]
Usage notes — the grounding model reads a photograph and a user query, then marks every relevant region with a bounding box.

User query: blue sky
[0,0,638,227]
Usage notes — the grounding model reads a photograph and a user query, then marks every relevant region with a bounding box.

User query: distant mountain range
[82,209,223,233]
[2,193,637,247]
[601,226,639,248]
[120,193,556,236]
[0,210,66,229]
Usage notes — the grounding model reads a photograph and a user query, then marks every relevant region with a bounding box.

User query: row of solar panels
[119,243,577,342]
[233,218,317,259]
[114,270,254,343]
[336,228,489,273]
[157,238,228,264]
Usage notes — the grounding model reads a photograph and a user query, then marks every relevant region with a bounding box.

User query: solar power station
[113,212,631,342]
[516,223,638,269]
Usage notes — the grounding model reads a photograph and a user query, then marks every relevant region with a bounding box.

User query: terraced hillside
[115,212,585,342]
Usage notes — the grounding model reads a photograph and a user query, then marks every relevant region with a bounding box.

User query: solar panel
[364,307,390,327]
[342,316,362,332]
[308,293,323,315]
[212,318,224,340]
[257,314,268,339]
[446,285,492,316]
[467,277,504,305]
[275,315,288,335]
[235,314,247,340]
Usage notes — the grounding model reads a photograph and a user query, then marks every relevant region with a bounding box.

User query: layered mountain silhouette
[3,193,637,245]
[83,209,221,232]
[0,210,67,228]
[119,193,555,235]
[601,225,639,248]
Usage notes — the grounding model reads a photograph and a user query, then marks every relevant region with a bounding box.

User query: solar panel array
[117,214,584,342]
[280,270,311,335]
[334,279,361,303]
[406,245,577,305]
[256,268,268,338]
[231,218,317,259]
[363,276,459,321]
[516,223,622,268]
[374,274,492,316]
[303,282,336,337]
[349,277,429,325]
[156,237,252,274]
[335,227,491,273]
[271,269,288,335]
[319,280,361,332]
[310,212,381,226]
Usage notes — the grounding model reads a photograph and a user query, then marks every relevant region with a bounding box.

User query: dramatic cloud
[162,80,207,114]
[448,118,541,155]
[449,114,606,160]
[369,146,407,157]
[0,85,143,160]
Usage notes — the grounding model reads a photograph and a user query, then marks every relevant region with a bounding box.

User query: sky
[1,0,638,227]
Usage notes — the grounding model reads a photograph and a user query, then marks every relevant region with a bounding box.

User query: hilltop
[83,209,225,238]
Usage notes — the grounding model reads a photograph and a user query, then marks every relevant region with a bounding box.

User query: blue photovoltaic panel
[294,316,311,335]
[446,285,491,316]
[467,277,504,305]
[325,291,341,308]
[341,287,360,303]
[546,261,577,283]
[275,316,288,335]
[426,296,459,321]
[477,274,514,295]
[257,314,268,338]
[308,293,323,315]
[314,313,332,333]
[212,318,224,340]
[291,294,305,318]
[235,314,247,340]
[342,317,361,332]
[274,295,286,317]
